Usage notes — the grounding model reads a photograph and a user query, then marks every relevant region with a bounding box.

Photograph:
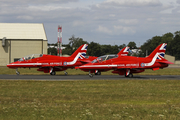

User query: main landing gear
[95,70,101,75]
[50,68,56,75]
[50,71,68,75]
[16,68,20,75]
[50,71,56,75]
[124,69,133,77]
[49,68,68,76]
[125,73,133,78]
[88,70,101,78]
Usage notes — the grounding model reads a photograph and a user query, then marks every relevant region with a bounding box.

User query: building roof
[0,23,47,40]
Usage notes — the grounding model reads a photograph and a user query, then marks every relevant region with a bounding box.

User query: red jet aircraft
[92,46,130,75]
[77,43,173,77]
[7,44,96,75]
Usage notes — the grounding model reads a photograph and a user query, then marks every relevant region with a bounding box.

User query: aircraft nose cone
[7,63,14,68]
[7,63,11,68]
[76,66,84,70]
[77,65,87,70]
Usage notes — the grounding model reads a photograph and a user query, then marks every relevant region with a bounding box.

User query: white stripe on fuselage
[144,53,159,67]
[81,53,161,68]
[67,52,82,65]
[9,63,43,66]
[80,65,117,68]
[10,53,160,68]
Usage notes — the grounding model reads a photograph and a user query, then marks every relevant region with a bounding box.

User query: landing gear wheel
[16,68,20,75]
[97,72,101,75]
[125,73,133,78]
[95,72,101,75]
[89,74,93,78]
[16,71,20,75]
[129,73,133,78]
[89,70,93,78]
[50,71,56,75]
[64,72,68,75]
[125,74,129,77]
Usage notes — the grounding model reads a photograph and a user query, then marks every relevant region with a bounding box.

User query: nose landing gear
[16,68,20,75]
[64,71,68,75]
[89,70,93,78]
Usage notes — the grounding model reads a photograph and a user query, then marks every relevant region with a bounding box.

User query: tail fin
[145,43,173,66]
[70,44,88,59]
[118,47,130,56]
[147,43,167,59]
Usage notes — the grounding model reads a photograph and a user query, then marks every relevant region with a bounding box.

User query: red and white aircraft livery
[92,46,130,75]
[7,44,96,75]
[77,43,173,77]
[76,46,130,76]
[117,46,130,56]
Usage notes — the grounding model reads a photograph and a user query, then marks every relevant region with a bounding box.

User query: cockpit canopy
[18,54,43,61]
[92,54,118,63]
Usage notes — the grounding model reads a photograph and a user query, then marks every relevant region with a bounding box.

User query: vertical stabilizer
[118,47,130,56]
[70,44,88,59]
[147,43,167,59]
[144,43,173,67]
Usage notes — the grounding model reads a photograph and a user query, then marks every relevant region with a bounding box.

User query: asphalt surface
[0,74,180,80]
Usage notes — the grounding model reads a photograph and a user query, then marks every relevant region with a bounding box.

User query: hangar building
[0,23,47,66]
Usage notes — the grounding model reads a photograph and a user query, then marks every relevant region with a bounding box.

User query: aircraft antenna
[58,25,62,56]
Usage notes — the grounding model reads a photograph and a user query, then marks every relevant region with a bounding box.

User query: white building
[0,23,48,66]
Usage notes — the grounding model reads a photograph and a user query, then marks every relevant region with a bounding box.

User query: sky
[0,0,180,46]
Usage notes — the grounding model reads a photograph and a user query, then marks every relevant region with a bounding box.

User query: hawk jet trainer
[7,44,96,75]
[77,43,173,77]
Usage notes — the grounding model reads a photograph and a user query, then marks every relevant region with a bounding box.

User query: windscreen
[91,54,118,63]
[18,54,43,61]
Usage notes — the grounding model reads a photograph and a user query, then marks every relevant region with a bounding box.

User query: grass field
[0,67,180,119]
[0,80,180,119]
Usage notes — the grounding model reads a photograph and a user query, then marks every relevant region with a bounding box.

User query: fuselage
[7,54,96,69]
[6,44,93,75]
[78,55,169,71]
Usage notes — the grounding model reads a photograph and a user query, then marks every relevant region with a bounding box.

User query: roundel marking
[141,63,145,67]
[63,62,67,66]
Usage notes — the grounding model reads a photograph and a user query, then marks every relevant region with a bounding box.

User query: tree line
[140,31,180,59]
[48,31,180,60]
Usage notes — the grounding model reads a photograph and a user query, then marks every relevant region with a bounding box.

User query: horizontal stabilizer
[157,60,174,64]
[78,60,92,63]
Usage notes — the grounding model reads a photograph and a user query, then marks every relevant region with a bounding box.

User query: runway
[0,74,180,80]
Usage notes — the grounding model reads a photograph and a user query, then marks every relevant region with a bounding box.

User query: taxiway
[0,75,180,80]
